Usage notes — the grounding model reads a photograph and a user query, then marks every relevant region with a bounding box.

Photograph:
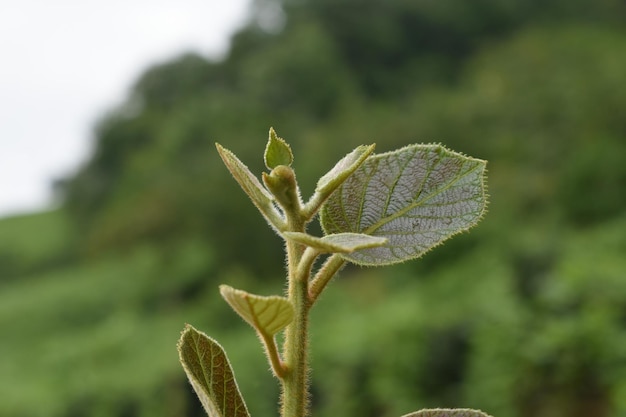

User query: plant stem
[281,218,311,417]
[282,273,310,417]
[259,331,287,379]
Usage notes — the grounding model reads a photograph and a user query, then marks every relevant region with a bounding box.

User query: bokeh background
[2,0,626,416]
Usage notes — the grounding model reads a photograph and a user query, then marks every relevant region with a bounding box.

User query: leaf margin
[216,142,286,232]
[264,127,294,169]
[220,284,294,336]
[320,143,488,266]
[177,324,251,417]
[303,144,376,219]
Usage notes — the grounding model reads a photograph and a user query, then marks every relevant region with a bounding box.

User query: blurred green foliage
[2,0,626,416]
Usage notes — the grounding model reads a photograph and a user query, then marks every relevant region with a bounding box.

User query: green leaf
[177,325,250,417]
[401,409,493,417]
[305,144,375,217]
[264,127,294,169]
[220,285,294,336]
[316,144,376,195]
[283,231,387,254]
[320,144,487,266]
[216,143,285,232]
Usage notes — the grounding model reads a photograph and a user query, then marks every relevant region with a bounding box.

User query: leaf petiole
[308,254,346,304]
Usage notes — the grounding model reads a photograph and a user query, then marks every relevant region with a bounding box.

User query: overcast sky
[0,0,251,218]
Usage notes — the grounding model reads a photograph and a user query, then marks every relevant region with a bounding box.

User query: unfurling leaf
[264,127,294,169]
[220,285,294,336]
[283,231,387,254]
[401,409,493,417]
[177,325,250,417]
[320,144,487,266]
[216,143,285,231]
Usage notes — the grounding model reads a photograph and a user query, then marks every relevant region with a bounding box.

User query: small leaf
[284,232,387,254]
[178,325,250,417]
[264,127,293,169]
[220,285,294,336]
[316,144,376,194]
[305,144,375,216]
[320,144,487,266]
[401,409,493,417]
[216,143,285,231]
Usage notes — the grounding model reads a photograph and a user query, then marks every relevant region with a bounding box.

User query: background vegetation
[2,0,626,416]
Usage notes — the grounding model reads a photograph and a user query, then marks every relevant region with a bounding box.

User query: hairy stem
[281,214,311,417]
[282,274,310,417]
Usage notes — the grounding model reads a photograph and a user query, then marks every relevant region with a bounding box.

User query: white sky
[0,0,251,218]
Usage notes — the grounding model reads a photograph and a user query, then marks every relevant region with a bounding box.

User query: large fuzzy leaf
[320,144,487,266]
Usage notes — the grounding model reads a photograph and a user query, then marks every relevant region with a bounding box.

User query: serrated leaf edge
[264,127,294,169]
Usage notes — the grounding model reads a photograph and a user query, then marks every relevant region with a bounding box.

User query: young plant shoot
[178,128,490,417]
